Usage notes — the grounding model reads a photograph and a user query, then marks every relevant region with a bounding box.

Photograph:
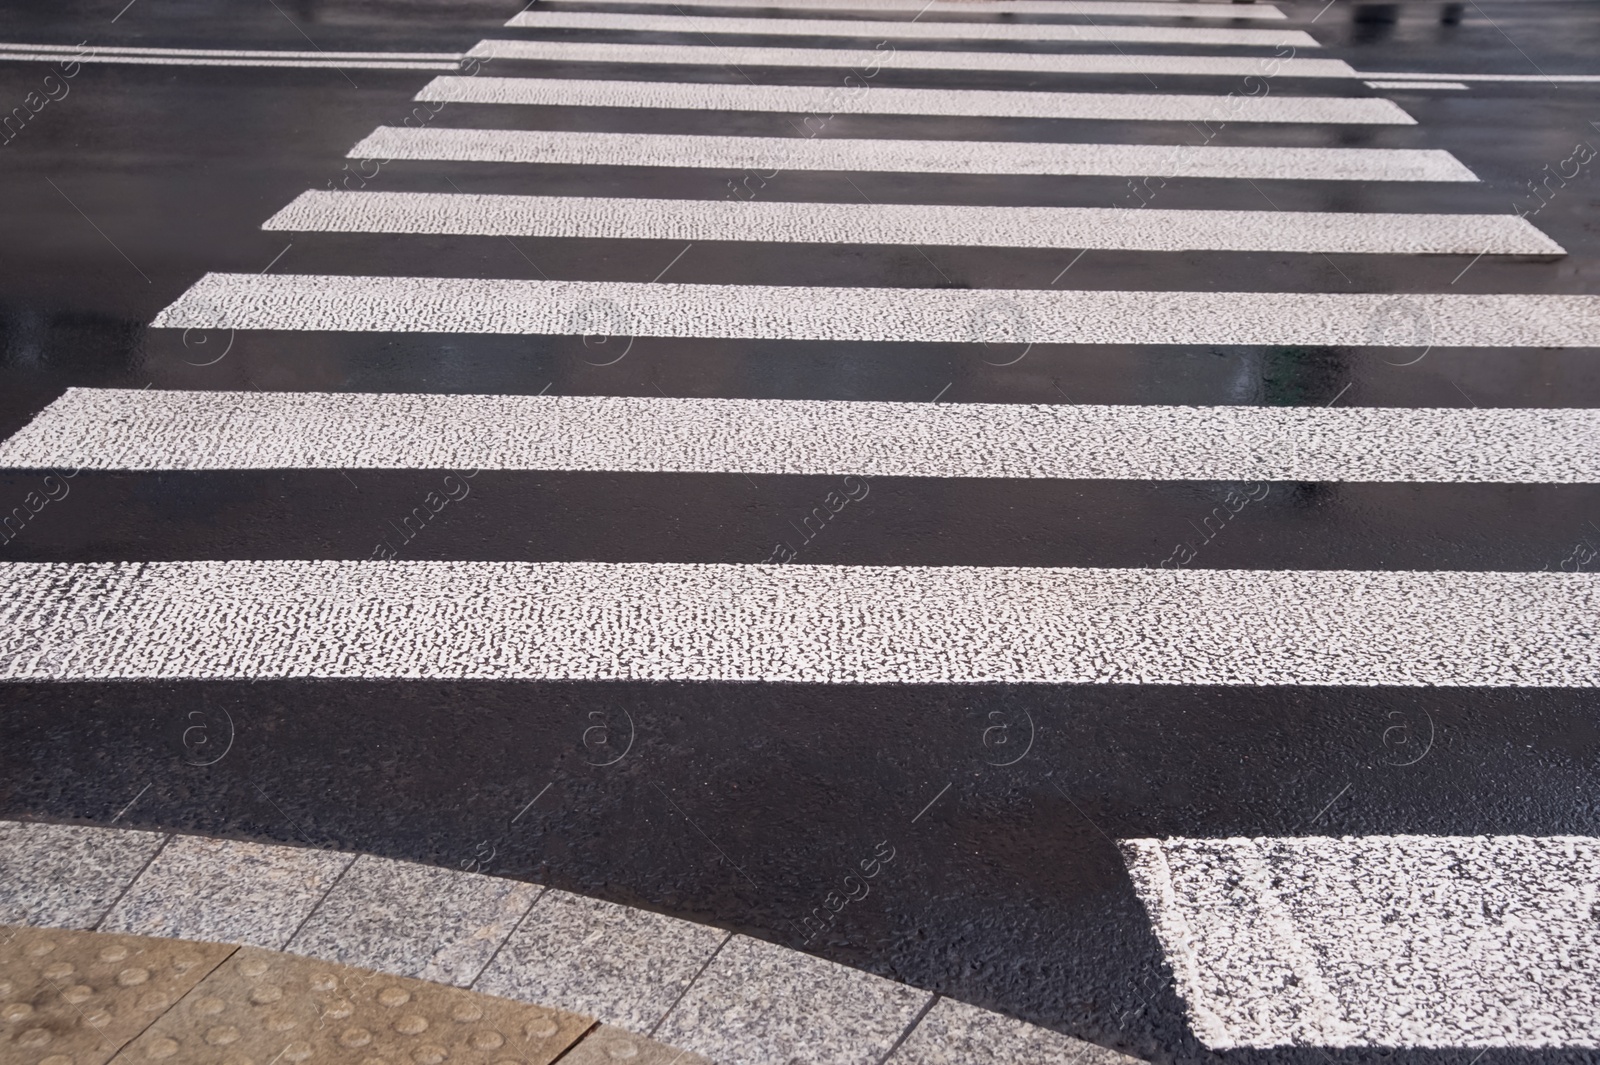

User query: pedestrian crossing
[3,0,1594,1057]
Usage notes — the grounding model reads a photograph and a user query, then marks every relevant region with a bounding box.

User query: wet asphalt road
[3,1,1600,1062]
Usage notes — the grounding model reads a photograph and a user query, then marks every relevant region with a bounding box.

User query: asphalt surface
[3,1,1599,1062]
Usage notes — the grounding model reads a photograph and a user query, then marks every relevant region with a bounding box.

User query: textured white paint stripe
[0,53,459,70]
[266,190,1554,255]
[415,76,1414,124]
[9,389,1597,484]
[1360,69,1600,83]
[149,274,1600,348]
[1122,835,1600,1047]
[0,42,462,60]
[1364,80,1468,90]
[504,11,1317,46]
[348,126,1474,182]
[467,40,1358,78]
[1,562,1595,685]
[531,0,1289,18]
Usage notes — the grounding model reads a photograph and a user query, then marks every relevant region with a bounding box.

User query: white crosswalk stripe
[524,0,1290,18]
[503,11,1319,47]
[465,39,1358,77]
[3,561,1595,685]
[150,275,1600,347]
[1123,835,1600,1047]
[264,190,1553,254]
[346,126,1475,181]
[414,76,1414,124]
[7,389,1595,483]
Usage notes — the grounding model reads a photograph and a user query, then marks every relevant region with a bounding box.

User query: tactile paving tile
[111,946,593,1065]
[0,924,235,1065]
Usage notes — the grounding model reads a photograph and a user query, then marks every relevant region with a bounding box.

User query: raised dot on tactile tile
[606,1040,639,1061]
[172,956,201,972]
[394,1015,428,1035]
[325,1000,355,1019]
[450,1003,482,1023]
[341,1027,374,1047]
[98,946,128,963]
[0,980,12,997]
[206,1026,241,1045]
[193,996,226,1016]
[118,967,151,986]
[523,1018,558,1039]
[43,962,75,980]
[412,1045,448,1064]
[145,1037,180,1059]
[239,957,271,978]
[3,1002,35,1021]
[281,1042,314,1062]
[83,1009,112,1029]
[469,1031,504,1051]
[310,972,338,992]
[139,991,170,1011]
[25,941,56,957]
[378,987,410,1008]
[19,1028,52,1046]
[64,985,94,1004]
[250,985,283,1005]
[266,1013,299,1031]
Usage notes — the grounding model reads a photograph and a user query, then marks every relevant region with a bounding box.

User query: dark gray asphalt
[2,1,1599,1062]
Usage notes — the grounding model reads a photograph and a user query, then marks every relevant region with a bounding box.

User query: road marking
[1364,79,1468,90]
[9,389,1596,484]
[0,42,463,60]
[2,561,1594,685]
[150,275,1600,348]
[527,0,1289,18]
[1122,835,1600,1048]
[503,11,1318,46]
[1359,69,1600,83]
[346,127,1474,182]
[0,52,460,70]
[467,40,1358,78]
[415,76,1413,124]
[267,190,1550,255]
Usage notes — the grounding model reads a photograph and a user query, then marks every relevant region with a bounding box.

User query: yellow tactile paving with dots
[110,945,593,1065]
[0,925,234,1065]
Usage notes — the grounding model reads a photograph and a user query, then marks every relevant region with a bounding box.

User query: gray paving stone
[99,834,351,949]
[0,820,167,929]
[887,997,1145,1065]
[654,934,931,1065]
[475,888,728,1034]
[560,1023,713,1065]
[287,853,542,986]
